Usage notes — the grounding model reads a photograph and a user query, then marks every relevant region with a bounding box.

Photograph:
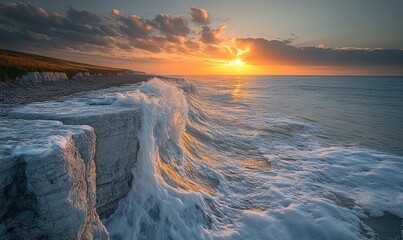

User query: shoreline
[0,73,153,115]
[1,75,402,239]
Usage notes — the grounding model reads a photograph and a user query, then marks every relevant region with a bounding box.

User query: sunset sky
[1,0,402,75]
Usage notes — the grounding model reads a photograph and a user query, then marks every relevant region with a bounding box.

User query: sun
[229,58,245,67]
[212,57,258,75]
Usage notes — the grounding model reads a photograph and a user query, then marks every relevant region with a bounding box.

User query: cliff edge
[1,83,145,239]
[0,119,108,239]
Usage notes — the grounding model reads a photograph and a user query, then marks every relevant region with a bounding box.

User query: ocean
[104,76,403,239]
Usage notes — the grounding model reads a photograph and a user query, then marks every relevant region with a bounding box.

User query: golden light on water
[232,82,242,97]
[158,160,215,194]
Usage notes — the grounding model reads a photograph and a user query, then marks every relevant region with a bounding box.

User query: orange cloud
[189,7,210,25]
[199,24,227,44]
[236,38,403,67]
[111,9,120,16]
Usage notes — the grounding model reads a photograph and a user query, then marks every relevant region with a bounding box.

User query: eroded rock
[0,119,108,239]
[9,88,141,218]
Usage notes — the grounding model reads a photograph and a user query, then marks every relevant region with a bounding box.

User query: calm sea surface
[190,76,403,156]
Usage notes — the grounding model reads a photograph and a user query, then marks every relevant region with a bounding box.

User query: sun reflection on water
[231,77,245,99]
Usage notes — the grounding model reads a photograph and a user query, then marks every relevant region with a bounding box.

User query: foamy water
[103,77,403,240]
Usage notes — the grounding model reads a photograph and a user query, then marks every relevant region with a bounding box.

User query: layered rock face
[0,119,108,239]
[16,72,68,83]
[9,92,141,219]
[1,84,143,238]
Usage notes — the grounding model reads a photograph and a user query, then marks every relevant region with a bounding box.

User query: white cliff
[0,119,108,240]
[8,84,142,218]
[1,81,174,238]
[72,72,91,79]
[16,72,68,83]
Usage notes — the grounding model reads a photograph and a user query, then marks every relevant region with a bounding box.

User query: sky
[1,0,402,75]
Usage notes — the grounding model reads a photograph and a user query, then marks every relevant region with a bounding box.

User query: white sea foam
[13,77,399,239]
[100,78,403,240]
[105,78,211,240]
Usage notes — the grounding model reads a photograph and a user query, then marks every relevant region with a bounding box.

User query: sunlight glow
[229,58,245,67]
[236,47,250,57]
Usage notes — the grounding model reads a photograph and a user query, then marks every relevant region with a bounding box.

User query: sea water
[105,76,403,240]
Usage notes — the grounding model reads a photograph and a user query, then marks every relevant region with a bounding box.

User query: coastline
[1,75,402,239]
[0,75,151,239]
[0,73,150,112]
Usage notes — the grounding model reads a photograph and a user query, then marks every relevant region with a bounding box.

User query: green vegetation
[0,49,132,81]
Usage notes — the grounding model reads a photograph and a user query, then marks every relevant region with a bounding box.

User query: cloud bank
[0,2,197,53]
[0,2,402,72]
[236,38,403,67]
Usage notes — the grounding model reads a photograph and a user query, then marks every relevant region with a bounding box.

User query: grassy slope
[0,49,139,80]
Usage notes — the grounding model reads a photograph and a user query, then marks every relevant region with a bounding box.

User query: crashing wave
[103,78,402,240]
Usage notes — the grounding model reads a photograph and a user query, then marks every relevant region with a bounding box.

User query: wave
[103,78,403,240]
[105,79,213,239]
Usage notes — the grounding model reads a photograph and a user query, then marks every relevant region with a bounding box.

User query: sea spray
[104,77,403,240]
[105,78,211,240]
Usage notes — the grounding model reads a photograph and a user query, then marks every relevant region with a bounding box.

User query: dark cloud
[189,7,210,25]
[199,24,226,44]
[236,38,403,66]
[165,35,183,44]
[184,39,200,51]
[0,24,40,43]
[115,42,132,50]
[129,37,162,53]
[0,2,196,55]
[118,15,153,37]
[0,2,117,49]
[0,2,48,25]
[129,36,182,53]
[150,14,191,37]
[66,8,101,25]
[99,24,118,37]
